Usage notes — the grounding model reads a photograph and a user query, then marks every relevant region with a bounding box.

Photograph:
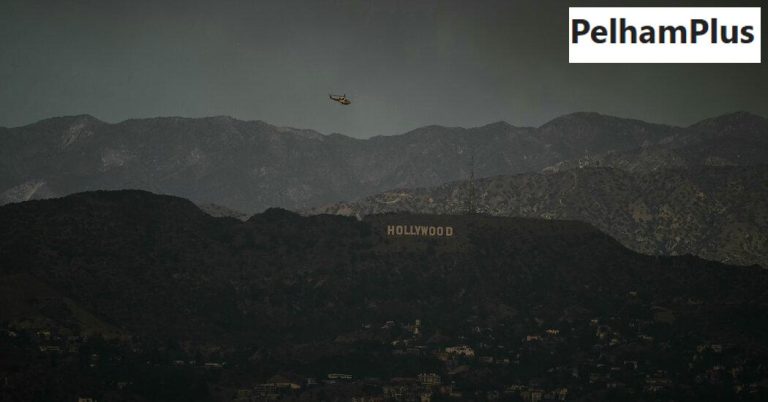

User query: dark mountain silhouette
[1,189,766,341]
[197,202,249,220]
[311,165,768,268]
[2,190,768,401]
[1,112,765,212]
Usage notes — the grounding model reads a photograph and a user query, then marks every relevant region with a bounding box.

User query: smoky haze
[0,0,765,137]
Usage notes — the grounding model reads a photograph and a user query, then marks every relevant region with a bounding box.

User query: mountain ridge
[5,110,763,132]
[1,111,765,212]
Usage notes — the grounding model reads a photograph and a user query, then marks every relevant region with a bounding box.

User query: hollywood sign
[386,224,454,237]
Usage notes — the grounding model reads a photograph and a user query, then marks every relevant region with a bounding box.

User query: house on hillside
[265,374,302,390]
[417,373,441,386]
[445,345,475,357]
[326,373,353,382]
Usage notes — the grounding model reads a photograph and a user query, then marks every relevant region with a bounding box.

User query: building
[417,373,441,386]
[327,373,353,381]
[265,374,302,390]
[445,345,475,357]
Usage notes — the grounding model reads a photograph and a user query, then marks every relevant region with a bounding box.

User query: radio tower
[465,151,477,215]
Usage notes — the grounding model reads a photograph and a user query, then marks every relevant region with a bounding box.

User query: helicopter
[329,94,351,105]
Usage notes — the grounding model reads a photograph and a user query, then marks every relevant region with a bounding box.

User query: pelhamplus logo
[569,7,761,63]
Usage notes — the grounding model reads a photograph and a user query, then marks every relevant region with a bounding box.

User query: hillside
[0,112,765,212]
[310,166,768,268]
[1,191,767,401]
[545,112,768,173]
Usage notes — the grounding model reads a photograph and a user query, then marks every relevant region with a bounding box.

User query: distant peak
[689,111,766,128]
[248,207,302,223]
[558,111,605,119]
[70,114,102,123]
[539,112,671,131]
[206,115,237,122]
[413,124,453,131]
[722,110,764,119]
[398,124,462,138]
[478,121,513,130]
[540,112,609,126]
[25,114,104,128]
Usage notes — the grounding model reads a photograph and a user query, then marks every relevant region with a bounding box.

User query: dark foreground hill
[1,112,765,212]
[311,165,768,268]
[1,191,767,401]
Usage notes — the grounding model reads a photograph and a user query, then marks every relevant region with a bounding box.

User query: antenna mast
[465,151,477,215]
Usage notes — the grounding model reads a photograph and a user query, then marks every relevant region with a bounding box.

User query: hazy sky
[0,0,765,137]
